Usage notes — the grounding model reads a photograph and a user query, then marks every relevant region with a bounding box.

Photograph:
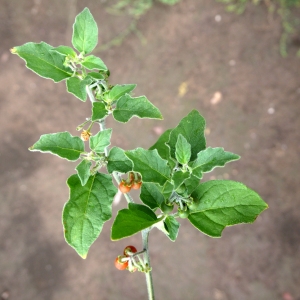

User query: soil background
[1,0,300,299]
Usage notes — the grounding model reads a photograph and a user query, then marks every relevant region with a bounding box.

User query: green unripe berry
[178,207,190,218]
[187,198,199,211]
[161,202,174,214]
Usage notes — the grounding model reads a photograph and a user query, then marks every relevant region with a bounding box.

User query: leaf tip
[10,47,17,54]
[110,234,118,241]
[80,253,87,259]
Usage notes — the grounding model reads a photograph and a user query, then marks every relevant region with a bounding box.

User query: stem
[99,119,108,156]
[76,118,90,131]
[142,228,155,300]
[86,85,155,299]
[98,118,134,204]
[86,85,96,103]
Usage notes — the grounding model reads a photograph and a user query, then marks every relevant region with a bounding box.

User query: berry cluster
[160,194,198,218]
[118,172,142,194]
[114,245,149,273]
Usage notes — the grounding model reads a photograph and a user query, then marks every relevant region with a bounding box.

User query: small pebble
[210,92,222,105]
[223,173,230,179]
[1,291,9,299]
[1,52,9,63]
[19,184,27,191]
[213,288,227,300]
[153,126,163,135]
[205,128,211,135]
[282,292,294,300]
[229,60,236,66]
[215,15,222,22]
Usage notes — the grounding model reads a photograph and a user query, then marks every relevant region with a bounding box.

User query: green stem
[98,119,108,156]
[98,118,134,204]
[142,228,155,300]
[87,86,155,299]
[86,85,96,103]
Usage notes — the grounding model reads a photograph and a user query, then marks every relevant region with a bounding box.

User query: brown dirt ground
[1,0,300,299]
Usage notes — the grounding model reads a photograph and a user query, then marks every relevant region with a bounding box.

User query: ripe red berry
[114,255,128,270]
[131,181,142,190]
[119,180,131,193]
[124,245,137,256]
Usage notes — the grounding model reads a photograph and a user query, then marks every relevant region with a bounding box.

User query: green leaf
[164,216,180,241]
[182,174,200,195]
[72,7,98,54]
[188,180,268,237]
[158,0,180,4]
[125,148,171,186]
[107,146,133,174]
[172,170,190,189]
[153,220,169,236]
[66,76,93,101]
[113,94,163,123]
[175,134,191,164]
[29,132,84,161]
[11,42,72,82]
[106,84,136,102]
[162,180,174,200]
[149,129,172,159]
[149,128,176,169]
[168,110,206,162]
[111,203,162,240]
[75,160,92,186]
[92,102,108,121]
[89,129,112,154]
[189,147,240,179]
[140,182,165,209]
[88,72,105,80]
[63,173,117,258]
[82,55,107,71]
[51,46,77,57]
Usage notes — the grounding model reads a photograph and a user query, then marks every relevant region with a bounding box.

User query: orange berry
[80,130,91,141]
[131,181,142,190]
[119,180,131,193]
[115,255,128,270]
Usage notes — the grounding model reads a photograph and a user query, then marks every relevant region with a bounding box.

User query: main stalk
[88,86,156,300]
